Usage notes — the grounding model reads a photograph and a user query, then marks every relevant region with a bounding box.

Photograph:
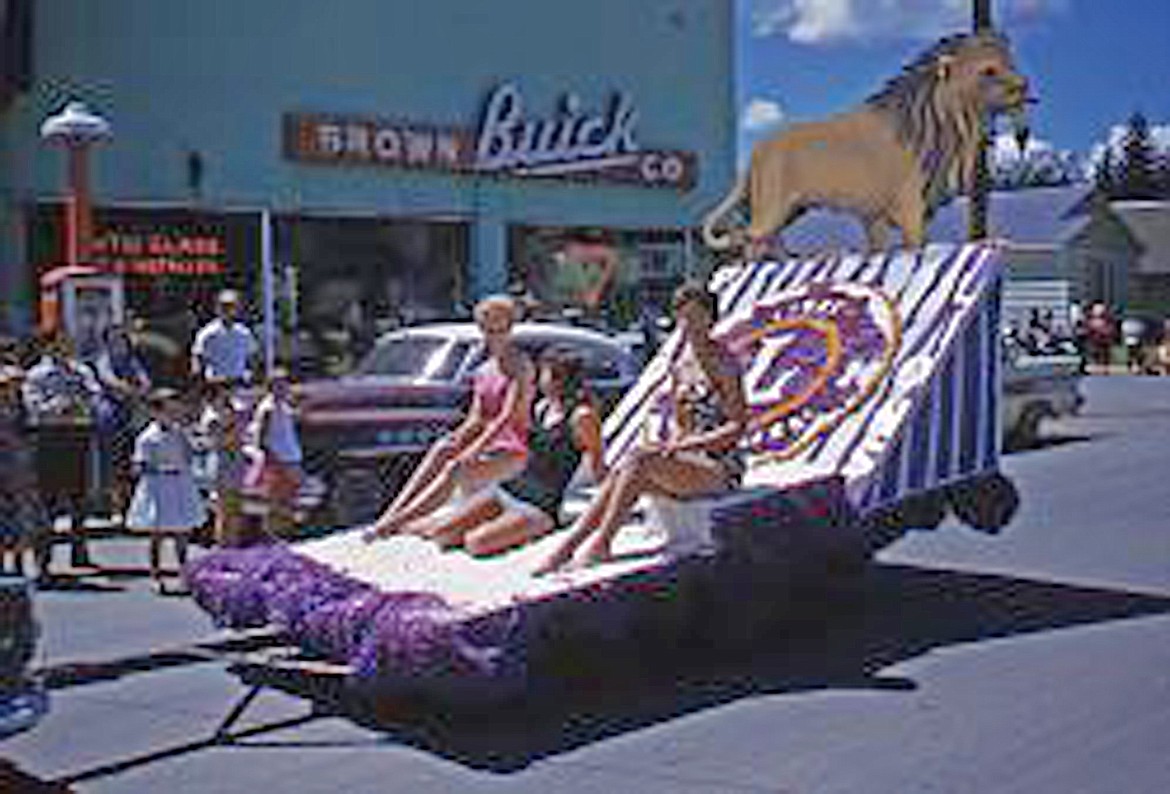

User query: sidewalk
[27,538,219,669]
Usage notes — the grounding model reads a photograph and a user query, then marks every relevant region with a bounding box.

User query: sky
[737,0,1170,173]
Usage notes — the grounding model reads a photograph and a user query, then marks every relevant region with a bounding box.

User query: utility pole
[969,0,993,241]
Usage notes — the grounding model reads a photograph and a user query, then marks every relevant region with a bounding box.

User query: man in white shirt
[191,290,259,385]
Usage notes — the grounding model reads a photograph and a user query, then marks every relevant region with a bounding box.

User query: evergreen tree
[1157,151,1170,199]
[1095,146,1118,197]
[1119,111,1160,199]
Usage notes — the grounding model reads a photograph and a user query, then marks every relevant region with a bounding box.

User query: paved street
[3,375,1169,793]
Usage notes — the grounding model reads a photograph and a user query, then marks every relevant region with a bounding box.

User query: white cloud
[991,130,1084,186]
[751,0,1066,44]
[993,130,1053,165]
[742,97,786,131]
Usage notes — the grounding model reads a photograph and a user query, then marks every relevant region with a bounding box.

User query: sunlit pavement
[3,375,1169,793]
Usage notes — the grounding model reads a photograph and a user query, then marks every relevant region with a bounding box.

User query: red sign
[30,204,251,283]
[90,230,226,275]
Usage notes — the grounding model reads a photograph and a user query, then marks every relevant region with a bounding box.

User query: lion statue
[702,32,1032,256]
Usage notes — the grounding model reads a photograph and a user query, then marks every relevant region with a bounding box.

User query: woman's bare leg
[149,534,163,591]
[402,490,503,546]
[370,441,457,532]
[466,510,555,557]
[536,451,729,573]
[533,475,622,574]
[581,453,728,565]
[370,452,522,538]
[174,533,190,570]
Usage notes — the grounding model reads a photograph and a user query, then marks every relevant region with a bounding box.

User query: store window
[27,204,258,382]
[277,216,468,376]
[508,226,691,332]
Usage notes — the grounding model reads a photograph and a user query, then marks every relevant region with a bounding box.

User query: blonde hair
[473,295,518,326]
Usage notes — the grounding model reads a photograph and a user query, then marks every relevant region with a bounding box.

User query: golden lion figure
[703,33,1032,256]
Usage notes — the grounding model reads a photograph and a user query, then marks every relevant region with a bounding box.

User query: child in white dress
[126,388,206,593]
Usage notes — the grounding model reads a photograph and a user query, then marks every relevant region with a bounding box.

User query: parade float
[185,31,1032,728]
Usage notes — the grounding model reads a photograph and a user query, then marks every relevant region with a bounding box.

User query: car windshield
[463,334,629,381]
[357,336,456,379]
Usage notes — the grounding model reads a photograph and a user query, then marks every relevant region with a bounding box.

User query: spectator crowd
[0,290,303,592]
[1006,303,1170,376]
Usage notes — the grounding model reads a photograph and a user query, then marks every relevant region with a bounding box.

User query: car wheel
[946,473,1019,534]
[1007,402,1048,450]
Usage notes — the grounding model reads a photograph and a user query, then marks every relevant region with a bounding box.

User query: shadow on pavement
[37,632,281,693]
[342,563,1170,772]
[50,563,1170,784]
[1003,432,1097,454]
[33,577,126,594]
[0,758,74,792]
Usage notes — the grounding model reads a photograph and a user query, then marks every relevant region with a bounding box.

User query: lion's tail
[700,170,748,251]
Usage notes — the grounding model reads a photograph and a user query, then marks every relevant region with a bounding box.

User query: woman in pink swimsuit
[365,296,533,540]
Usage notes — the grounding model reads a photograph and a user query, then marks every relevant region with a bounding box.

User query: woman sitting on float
[364,295,534,540]
[536,281,749,574]
[400,347,607,556]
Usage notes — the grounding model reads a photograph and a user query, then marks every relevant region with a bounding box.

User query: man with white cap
[191,289,259,385]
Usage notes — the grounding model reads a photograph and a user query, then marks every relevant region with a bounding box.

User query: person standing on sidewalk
[21,333,101,577]
[0,353,43,576]
[244,369,303,538]
[125,388,205,594]
[1084,303,1116,373]
[1120,315,1146,374]
[91,326,152,520]
[1154,319,1170,376]
[190,289,259,387]
[197,377,247,546]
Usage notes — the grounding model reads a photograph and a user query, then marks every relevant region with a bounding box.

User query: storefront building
[1,0,735,369]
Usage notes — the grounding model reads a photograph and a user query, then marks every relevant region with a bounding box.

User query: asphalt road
[3,375,1169,793]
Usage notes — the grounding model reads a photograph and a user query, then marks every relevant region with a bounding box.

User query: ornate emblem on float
[715,282,901,460]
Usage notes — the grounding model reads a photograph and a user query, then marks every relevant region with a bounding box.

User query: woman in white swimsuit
[536,281,748,573]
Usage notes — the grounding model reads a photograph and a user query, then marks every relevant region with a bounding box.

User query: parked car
[1002,336,1085,449]
[293,322,640,524]
[0,575,48,739]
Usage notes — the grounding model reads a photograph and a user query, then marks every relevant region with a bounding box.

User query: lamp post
[969,0,994,241]
[38,102,113,554]
[39,101,112,271]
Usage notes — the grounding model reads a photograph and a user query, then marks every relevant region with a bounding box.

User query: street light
[969,0,993,241]
[39,101,112,270]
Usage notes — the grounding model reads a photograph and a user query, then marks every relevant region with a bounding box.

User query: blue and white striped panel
[601,244,1003,514]
[747,245,996,483]
[855,279,1002,514]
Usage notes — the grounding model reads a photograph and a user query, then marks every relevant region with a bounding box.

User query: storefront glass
[276,216,468,376]
[508,225,692,333]
[27,205,468,378]
[27,203,259,382]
